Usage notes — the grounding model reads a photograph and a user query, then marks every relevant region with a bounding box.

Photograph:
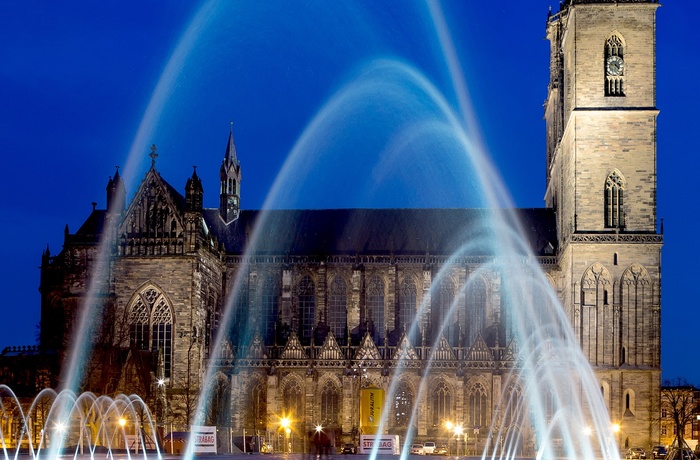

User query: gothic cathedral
[38,0,661,454]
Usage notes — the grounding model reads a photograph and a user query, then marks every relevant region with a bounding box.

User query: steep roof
[203,207,557,257]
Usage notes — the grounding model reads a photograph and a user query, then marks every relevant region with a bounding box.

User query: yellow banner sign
[359,387,384,434]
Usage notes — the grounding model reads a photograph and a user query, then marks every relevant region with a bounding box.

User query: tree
[661,378,698,450]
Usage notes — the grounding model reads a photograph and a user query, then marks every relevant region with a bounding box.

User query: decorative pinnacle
[149,144,158,168]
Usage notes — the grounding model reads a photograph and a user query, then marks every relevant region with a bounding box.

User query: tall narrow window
[433,279,454,345]
[393,382,413,427]
[298,275,315,345]
[367,275,385,344]
[399,279,417,340]
[605,170,625,228]
[605,34,625,96]
[320,381,340,425]
[283,379,304,420]
[466,277,487,346]
[128,286,173,377]
[328,277,348,344]
[432,381,451,426]
[261,277,279,345]
[469,383,488,429]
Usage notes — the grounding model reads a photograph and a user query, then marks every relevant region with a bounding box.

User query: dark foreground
[3,453,624,460]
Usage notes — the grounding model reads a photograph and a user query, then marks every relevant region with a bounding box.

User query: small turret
[185,166,204,212]
[219,123,242,223]
[106,167,126,213]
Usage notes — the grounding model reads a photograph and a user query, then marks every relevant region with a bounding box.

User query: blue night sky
[1,2,698,383]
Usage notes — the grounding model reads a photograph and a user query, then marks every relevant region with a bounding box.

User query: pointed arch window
[466,277,487,345]
[393,382,413,427]
[298,275,315,345]
[433,380,452,426]
[605,170,625,228]
[433,278,455,345]
[367,275,385,344]
[283,379,304,420]
[504,384,522,427]
[244,379,267,433]
[605,34,625,96]
[399,279,417,340]
[469,383,488,429]
[320,380,340,425]
[261,276,279,345]
[329,277,348,345]
[128,286,173,377]
[621,264,652,366]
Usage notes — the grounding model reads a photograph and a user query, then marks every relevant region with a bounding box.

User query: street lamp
[454,424,464,456]
[280,417,291,453]
[445,421,453,453]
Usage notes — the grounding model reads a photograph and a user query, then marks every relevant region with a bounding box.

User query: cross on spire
[149,144,158,168]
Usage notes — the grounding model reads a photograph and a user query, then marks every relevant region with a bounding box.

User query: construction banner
[359,387,384,434]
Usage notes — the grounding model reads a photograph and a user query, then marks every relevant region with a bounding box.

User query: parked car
[423,442,436,454]
[410,444,425,455]
[341,443,357,454]
[626,447,647,459]
[652,446,668,459]
[665,447,695,460]
[435,446,449,455]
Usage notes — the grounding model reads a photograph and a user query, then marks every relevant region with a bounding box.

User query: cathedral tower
[219,124,241,223]
[545,0,662,448]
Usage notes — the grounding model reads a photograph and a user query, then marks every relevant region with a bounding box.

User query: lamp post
[454,424,463,456]
[280,417,291,453]
[445,421,453,454]
[611,423,621,458]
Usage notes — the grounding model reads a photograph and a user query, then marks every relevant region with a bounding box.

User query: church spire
[219,122,242,223]
[224,121,239,168]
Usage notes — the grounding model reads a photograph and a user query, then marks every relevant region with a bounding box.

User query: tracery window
[503,383,522,427]
[605,170,625,228]
[393,382,413,427]
[261,277,279,345]
[328,277,348,344]
[432,380,451,426]
[128,286,173,377]
[621,264,652,366]
[283,379,304,420]
[466,277,487,345]
[320,380,340,425]
[605,34,625,96]
[367,275,385,344]
[469,383,487,429]
[433,278,455,345]
[298,275,315,345]
[399,279,417,339]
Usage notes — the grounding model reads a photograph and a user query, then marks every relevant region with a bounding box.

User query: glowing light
[157,378,165,386]
[583,426,593,436]
[55,422,66,432]
[315,425,323,433]
[445,421,453,431]
[280,417,290,429]
[119,417,127,427]
[611,423,621,433]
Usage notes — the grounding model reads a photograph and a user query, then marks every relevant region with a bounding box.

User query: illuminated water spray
[28,1,619,460]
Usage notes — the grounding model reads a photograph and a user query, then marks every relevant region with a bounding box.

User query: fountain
[8,1,661,460]
[0,385,160,460]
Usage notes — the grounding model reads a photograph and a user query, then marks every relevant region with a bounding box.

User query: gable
[118,169,187,243]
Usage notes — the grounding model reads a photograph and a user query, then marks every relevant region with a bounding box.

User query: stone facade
[545,0,662,450]
[36,0,662,455]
